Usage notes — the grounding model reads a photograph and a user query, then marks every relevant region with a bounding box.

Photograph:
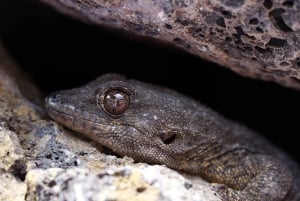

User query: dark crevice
[102,146,122,158]
[234,27,255,40]
[190,27,205,39]
[184,182,193,189]
[279,62,290,67]
[266,38,287,48]
[225,37,232,42]
[136,187,146,193]
[263,0,273,9]
[255,27,264,33]
[282,0,294,7]
[268,8,293,32]
[249,18,259,25]
[296,59,300,67]
[216,16,226,28]
[221,10,232,19]
[175,18,190,26]
[255,46,272,54]
[8,160,27,181]
[164,24,173,29]
[220,0,245,8]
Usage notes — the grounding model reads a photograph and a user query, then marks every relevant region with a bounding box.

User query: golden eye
[103,89,130,116]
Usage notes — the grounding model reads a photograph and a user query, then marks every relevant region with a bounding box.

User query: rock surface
[0,41,220,200]
[25,166,217,201]
[40,0,300,89]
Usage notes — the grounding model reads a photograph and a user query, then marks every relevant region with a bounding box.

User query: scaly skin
[45,74,300,200]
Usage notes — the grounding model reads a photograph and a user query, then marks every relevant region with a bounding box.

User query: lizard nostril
[159,132,177,145]
[46,94,62,107]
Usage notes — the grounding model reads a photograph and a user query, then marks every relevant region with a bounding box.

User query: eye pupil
[104,89,130,115]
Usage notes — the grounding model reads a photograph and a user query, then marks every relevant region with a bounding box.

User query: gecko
[45,74,300,200]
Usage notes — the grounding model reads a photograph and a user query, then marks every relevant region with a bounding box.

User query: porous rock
[0,172,27,201]
[25,165,218,201]
[0,41,219,200]
[40,0,300,89]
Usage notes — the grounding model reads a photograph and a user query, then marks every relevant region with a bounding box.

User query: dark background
[1,0,300,163]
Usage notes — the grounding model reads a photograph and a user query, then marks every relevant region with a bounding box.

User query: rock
[39,0,300,89]
[0,127,27,201]
[0,41,219,200]
[26,166,219,201]
[0,127,24,171]
[0,172,27,201]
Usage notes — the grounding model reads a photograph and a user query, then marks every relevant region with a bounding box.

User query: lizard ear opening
[159,132,177,145]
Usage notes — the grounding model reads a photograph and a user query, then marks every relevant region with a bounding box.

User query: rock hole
[216,16,226,28]
[136,187,146,193]
[282,0,294,7]
[255,46,272,54]
[8,160,27,181]
[221,10,232,19]
[184,182,193,189]
[190,27,205,39]
[97,173,109,179]
[244,46,253,52]
[279,61,290,67]
[175,18,189,26]
[164,24,173,29]
[234,27,256,40]
[48,180,57,187]
[249,18,259,25]
[219,0,245,8]
[263,0,273,9]
[79,151,88,156]
[266,38,287,48]
[268,8,293,32]
[225,37,232,42]
[195,27,203,33]
[256,27,264,33]
[46,154,52,159]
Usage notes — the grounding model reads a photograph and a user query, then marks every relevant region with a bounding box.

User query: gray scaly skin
[45,74,300,200]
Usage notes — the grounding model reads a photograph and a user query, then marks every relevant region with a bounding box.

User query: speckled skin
[45,74,300,200]
[40,0,300,89]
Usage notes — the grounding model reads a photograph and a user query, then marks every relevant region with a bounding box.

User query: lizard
[45,74,300,200]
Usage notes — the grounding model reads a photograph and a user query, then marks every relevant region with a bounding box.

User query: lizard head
[45,74,224,171]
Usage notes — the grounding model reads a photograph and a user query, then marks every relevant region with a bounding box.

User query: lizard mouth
[47,106,123,155]
[45,93,111,128]
[45,94,143,152]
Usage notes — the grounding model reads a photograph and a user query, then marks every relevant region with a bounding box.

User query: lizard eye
[102,89,130,116]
